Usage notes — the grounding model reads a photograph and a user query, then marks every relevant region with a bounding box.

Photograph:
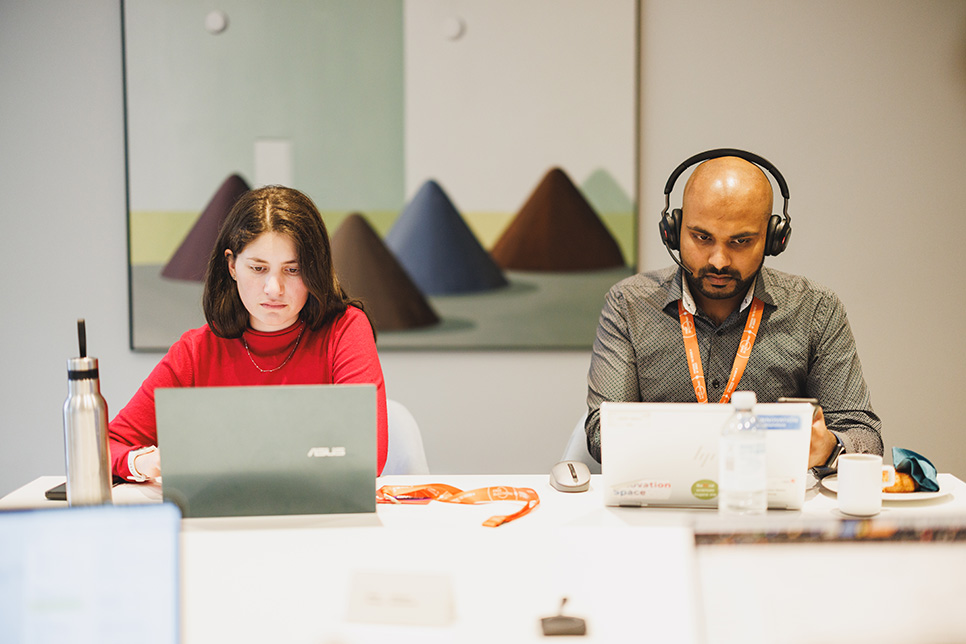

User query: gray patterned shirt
[585,266,883,463]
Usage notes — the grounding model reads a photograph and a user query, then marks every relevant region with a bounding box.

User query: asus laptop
[601,401,813,510]
[0,503,181,643]
[155,384,376,518]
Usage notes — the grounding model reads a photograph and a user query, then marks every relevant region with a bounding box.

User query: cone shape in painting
[332,213,440,331]
[490,167,625,271]
[385,180,508,295]
[162,173,250,281]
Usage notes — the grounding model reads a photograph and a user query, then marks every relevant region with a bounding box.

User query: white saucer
[820,474,949,501]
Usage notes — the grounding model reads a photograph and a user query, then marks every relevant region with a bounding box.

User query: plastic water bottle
[718,390,767,515]
[63,319,113,506]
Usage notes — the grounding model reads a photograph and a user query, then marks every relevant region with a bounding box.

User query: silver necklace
[242,323,305,373]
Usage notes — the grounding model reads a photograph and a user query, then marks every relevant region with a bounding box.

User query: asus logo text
[307,446,346,458]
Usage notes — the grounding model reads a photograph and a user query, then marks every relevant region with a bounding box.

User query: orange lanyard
[678,297,764,404]
[376,484,540,527]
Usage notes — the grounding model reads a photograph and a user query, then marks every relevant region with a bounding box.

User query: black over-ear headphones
[659,148,791,259]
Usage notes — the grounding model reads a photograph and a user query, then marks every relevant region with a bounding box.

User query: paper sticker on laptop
[757,415,802,430]
[691,479,718,500]
[610,479,673,501]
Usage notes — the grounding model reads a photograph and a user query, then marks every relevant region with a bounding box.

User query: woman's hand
[133,447,161,480]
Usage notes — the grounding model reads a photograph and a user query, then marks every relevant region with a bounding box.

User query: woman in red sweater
[109,186,388,481]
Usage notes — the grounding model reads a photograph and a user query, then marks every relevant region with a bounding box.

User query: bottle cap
[731,390,757,409]
[67,357,99,380]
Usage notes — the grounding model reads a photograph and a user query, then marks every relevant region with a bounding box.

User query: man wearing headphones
[584,150,882,470]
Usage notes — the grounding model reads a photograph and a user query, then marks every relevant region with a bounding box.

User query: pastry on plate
[883,471,918,493]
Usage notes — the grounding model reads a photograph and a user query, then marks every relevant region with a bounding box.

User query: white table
[4,474,966,643]
[9,472,966,526]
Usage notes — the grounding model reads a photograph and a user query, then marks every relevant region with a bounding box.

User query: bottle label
[720,440,767,492]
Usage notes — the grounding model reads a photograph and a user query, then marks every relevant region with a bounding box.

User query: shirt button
[716,330,723,336]
[711,379,721,388]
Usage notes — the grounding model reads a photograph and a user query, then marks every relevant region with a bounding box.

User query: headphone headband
[663,148,790,202]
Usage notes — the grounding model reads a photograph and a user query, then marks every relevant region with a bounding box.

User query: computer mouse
[549,460,591,493]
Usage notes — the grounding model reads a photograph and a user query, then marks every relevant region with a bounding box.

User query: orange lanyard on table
[376,484,540,527]
[678,297,764,404]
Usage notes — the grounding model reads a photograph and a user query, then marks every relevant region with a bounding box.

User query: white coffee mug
[837,454,895,517]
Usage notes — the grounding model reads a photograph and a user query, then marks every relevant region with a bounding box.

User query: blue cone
[386,180,508,295]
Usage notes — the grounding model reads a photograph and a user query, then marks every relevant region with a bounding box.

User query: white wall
[2,0,965,496]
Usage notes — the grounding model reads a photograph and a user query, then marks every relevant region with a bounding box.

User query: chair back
[560,412,601,474]
[383,399,430,475]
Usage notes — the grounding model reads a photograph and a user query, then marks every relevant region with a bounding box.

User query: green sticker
[691,479,718,500]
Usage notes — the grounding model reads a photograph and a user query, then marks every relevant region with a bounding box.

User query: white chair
[560,412,601,474]
[382,399,430,475]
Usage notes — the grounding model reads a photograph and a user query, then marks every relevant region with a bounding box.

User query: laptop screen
[0,503,181,643]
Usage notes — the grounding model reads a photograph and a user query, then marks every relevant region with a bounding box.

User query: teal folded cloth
[892,447,940,492]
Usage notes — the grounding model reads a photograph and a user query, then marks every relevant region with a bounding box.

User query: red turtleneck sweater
[108,306,388,479]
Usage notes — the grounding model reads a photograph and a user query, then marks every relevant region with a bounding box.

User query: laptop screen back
[601,401,813,509]
[156,384,377,518]
[0,503,180,644]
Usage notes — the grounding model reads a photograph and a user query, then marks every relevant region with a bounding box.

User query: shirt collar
[680,271,758,316]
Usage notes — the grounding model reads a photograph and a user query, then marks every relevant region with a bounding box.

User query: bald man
[584,154,882,471]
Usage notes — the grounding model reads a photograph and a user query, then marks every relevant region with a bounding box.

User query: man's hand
[807,406,838,468]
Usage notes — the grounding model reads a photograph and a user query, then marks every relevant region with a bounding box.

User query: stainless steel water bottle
[63,319,112,506]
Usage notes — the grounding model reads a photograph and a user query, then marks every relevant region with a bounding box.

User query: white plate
[820,474,950,501]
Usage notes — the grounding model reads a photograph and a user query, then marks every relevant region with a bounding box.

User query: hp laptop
[155,384,376,518]
[0,503,181,644]
[601,401,813,509]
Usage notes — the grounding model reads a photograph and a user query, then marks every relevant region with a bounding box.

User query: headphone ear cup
[659,208,683,251]
[766,214,791,256]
